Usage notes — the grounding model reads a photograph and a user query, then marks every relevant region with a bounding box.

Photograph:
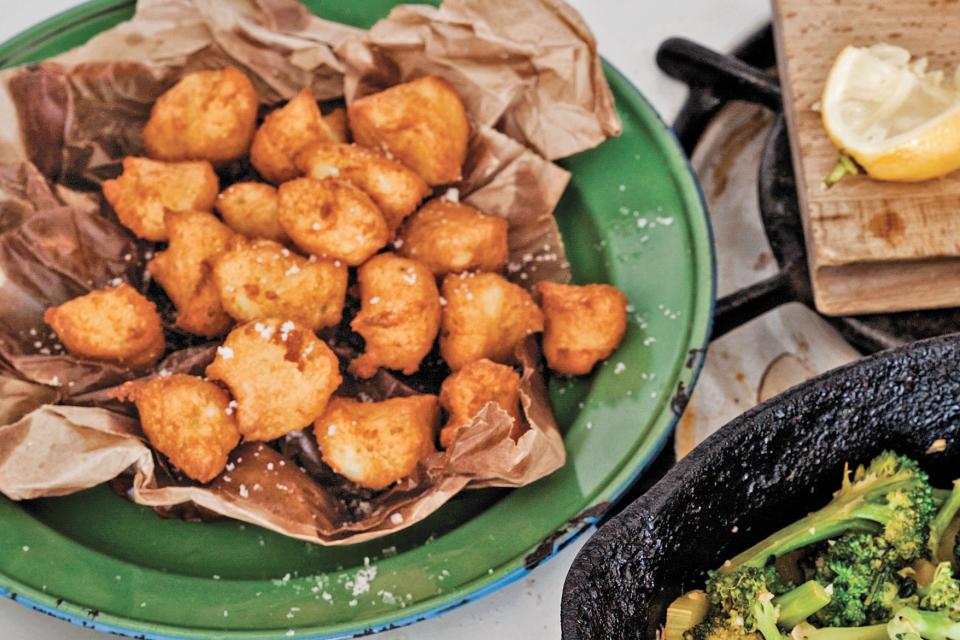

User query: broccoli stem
[664,590,710,640]
[775,581,832,628]
[930,481,960,561]
[725,503,879,570]
[796,624,889,640]
[724,464,923,571]
[888,607,960,640]
[754,596,785,640]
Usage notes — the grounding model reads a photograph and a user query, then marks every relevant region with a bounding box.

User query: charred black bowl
[560,333,960,640]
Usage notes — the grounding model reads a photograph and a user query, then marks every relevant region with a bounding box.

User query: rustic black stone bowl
[560,333,960,640]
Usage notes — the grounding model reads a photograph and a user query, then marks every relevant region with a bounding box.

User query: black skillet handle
[656,37,782,154]
[656,37,782,109]
[657,37,797,340]
[711,271,796,339]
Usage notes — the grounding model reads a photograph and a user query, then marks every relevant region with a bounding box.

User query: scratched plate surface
[0,1,714,638]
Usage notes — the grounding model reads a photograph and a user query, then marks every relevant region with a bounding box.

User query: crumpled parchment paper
[0,0,620,544]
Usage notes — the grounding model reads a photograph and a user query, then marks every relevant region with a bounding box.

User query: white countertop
[0,1,769,638]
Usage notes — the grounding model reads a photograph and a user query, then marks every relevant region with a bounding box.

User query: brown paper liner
[0,0,619,544]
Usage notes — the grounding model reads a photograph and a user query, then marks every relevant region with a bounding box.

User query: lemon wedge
[821,43,960,182]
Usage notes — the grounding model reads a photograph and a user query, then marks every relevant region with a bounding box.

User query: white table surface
[0,1,770,638]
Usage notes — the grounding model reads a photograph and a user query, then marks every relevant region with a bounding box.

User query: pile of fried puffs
[42,67,629,496]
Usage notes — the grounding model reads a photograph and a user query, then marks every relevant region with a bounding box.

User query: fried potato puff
[44,283,165,368]
[323,107,349,143]
[438,359,523,449]
[147,210,234,337]
[206,319,342,442]
[295,142,430,232]
[250,88,345,184]
[314,395,438,490]
[537,281,628,375]
[277,177,388,266]
[349,253,441,379]
[143,67,258,164]
[102,157,218,241]
[348,76,469,186]
[397,198,509,276]
[212,238,347,331]
[215,182,286,242]
[440,272,544,371]
[130,375,240,483]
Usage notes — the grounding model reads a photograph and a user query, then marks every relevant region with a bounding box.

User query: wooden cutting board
[772,0,960,316]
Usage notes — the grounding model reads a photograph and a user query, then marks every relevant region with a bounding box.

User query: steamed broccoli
[686,568,830,640]
[887,607,960,640]
[929,481,960,562]
[812,532,918,627]
[919,563,960,621]
[726,452,936,571]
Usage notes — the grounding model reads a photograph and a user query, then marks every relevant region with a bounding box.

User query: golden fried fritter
[206,319,342,442]
[537,281,628,375]
[212,238,347,331]
[438,359,523,449]
[215,182,286,242]
[324,107,349,143]
[348,76,469,186]
[147,210,235,337]
[131,374,240,483]
[143,67,258,164]
[397,198,509,276]
[349,253,441,379]
[276,177,388,266]
[314,395,438,490]
[250,88,346,184]
[295,142,430,232]
[102,157,218,241]
[440,272,544,371]
[44,283,165,368]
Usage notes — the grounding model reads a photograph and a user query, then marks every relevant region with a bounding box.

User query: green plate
[0,2,715,638]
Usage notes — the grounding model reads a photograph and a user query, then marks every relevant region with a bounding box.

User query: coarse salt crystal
[217,346,234,360]
[369,296,380,304]
[390,512,404,525]
[311,222,321,231]
[444,187,460,202]
[286,264,300,276]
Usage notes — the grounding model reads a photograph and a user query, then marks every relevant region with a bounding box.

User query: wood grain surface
[772,0,960,315]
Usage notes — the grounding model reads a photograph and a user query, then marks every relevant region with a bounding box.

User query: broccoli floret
[688,568,831,640]
[686,614,761,640]
[725,452,936,571]
[812,532,918,627]
[919,563,960,621]
[793,623,889,640]
[887,607,960,640]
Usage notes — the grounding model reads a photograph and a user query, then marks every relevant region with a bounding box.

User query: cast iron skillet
[560,332,960,639]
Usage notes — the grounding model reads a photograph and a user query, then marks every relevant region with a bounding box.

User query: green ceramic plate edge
[0,1,715,638]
